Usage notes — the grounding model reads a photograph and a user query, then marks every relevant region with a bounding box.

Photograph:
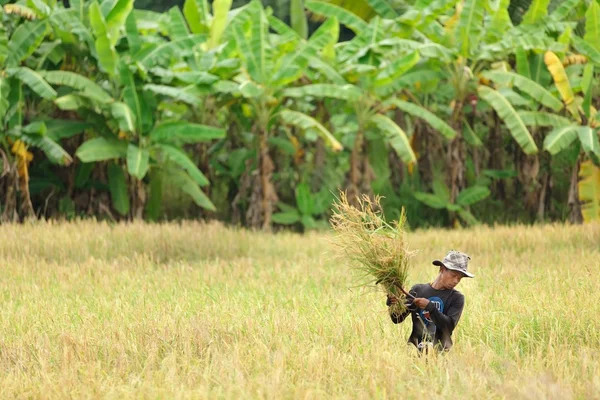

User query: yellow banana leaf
[11,140,33,164]
[444,3,462,36]
[11,140,33,204]
[579,159,600,222]
[544,51,580,120]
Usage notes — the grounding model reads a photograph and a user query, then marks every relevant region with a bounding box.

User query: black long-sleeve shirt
[387,283,465,351]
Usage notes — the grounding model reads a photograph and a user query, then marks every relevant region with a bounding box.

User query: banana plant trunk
[347,128,373,207]
[414,122,433,189]
[130,178,146,220]
[537,171,551,222]
[392,109,406,184]
[488,112,505,200]
[260,132,277,230]
[447,101,466,205]
[311,102,329,192]
[568,156,583,224]
[14,152,35,219]
[246,126,278,231]
[1,162,18,223]
[312,137,325,192]
[516,151,540,218]
[535,149,552,222]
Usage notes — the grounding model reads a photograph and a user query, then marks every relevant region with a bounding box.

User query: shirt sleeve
[424,291,465,333]
[388,285,418,324]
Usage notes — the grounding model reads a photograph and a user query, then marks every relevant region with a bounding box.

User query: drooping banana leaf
[482,70,563,111]
[280,109,343,152]
[126,143,149,179]
[107,161,130,216]
[369,114,416,163]
[156,143,209,186]
[305,1,368,33]
[543,125,580,155]
[6,67,56,100]
[478,85,538,154]
[387,99,457,140]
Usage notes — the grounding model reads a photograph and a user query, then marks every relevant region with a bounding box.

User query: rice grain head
[329,192,415,314]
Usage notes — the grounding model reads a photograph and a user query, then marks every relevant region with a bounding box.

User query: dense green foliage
[1,0,600,229]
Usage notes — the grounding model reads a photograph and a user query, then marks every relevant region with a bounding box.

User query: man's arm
[425,292,465,333]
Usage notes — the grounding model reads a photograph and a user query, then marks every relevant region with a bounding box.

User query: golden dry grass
[0,220,599,399]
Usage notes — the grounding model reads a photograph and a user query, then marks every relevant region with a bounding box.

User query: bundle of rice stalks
[330,192,415,315]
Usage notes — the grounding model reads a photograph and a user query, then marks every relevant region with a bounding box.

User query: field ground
[0,221,599,399]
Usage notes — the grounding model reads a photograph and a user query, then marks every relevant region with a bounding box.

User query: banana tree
[481,48,599,223]
[393,0,571,206]
[0,6,75,221]
[132,0,275,223]
[570,0,600,223]
[543,49,599,223]
[480,0,600,223]
[306,1,466,210]
[155,0,322,226]
[284,12,462,206]
[213,0,343,230]
[454,0,585,220]
[42,0,224,219]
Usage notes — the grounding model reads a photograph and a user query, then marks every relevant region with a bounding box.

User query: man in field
[387,250,474,352]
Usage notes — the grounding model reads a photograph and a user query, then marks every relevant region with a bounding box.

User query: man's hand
[387,294,399,305]
[387,294,418,312]
[413,298,430,309]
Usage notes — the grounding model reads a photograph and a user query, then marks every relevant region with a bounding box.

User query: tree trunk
[537,172,550,222]
[466,101,480,180]
[1,163,18,223]
[17,158,34,219]
[130,178,146,220]
[568,156,583,224]
[231,159,252,227]
[447,101,465,204]
[488,112,505,200]
[259,132,277,230]
[347,129,374,206]
[312,137,325,192]
[535,149,552,222]
[246,130,278,231]
[389,148,404,188]
[391,109,406,185]
[517,152,540,218]
[415,122,433,190]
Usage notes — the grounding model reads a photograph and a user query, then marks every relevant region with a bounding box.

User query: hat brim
[432,260,475,278]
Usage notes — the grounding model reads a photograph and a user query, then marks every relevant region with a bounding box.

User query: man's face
[440,267,464,289]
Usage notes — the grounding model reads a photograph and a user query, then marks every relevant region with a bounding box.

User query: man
[386,250,474,352]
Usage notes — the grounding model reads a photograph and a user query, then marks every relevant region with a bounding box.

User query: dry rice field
[0,221,599,399]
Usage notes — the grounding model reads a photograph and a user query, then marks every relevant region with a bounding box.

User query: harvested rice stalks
[330,192,415,314]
